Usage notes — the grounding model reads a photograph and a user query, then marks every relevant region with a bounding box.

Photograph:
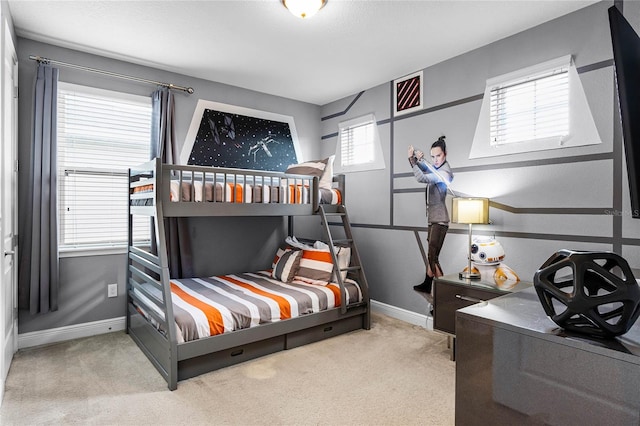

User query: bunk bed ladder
[127,159,179,390]
[318,204,370,324]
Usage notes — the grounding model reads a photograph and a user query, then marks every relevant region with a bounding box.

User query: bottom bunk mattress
[135,271,363,343]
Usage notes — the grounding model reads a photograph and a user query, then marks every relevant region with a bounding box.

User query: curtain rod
[29,55,194,94]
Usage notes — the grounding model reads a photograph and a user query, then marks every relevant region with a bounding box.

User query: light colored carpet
[0,313,455,425]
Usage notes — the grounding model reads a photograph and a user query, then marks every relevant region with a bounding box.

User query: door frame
[0,15,18,404]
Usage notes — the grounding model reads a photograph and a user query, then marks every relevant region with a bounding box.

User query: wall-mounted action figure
[408,136,454,294]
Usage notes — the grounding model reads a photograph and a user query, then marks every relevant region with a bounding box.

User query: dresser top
[458,286,640,364]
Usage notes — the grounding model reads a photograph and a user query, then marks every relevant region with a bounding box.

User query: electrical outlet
[107,283,118,298]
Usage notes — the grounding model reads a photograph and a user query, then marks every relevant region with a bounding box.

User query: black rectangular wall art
[182,100,301,171]
[394,70,423,116]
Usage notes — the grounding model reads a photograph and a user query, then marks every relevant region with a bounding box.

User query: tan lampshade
[452,197,490,224]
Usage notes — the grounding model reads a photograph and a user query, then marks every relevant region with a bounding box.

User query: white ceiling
[7,0,599,105]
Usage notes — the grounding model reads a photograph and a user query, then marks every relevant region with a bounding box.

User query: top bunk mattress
[133,180,342,205]
[129,160,344,211]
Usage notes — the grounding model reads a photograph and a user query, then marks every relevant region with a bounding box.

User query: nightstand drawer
[434,281,500,335]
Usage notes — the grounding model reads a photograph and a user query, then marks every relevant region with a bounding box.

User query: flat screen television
[609,6,640,219]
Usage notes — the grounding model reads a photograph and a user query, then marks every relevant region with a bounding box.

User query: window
[341,119,375,166]
[57,83,151,252]
[490,66,568,146]
[470,55,601,159]
[335,114,385,173]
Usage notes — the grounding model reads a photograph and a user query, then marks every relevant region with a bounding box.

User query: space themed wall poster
[181,100,302,172]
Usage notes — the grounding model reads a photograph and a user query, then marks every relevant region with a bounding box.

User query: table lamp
[452,197,490,280]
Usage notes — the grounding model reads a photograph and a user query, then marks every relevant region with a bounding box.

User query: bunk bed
[127,158,371,390]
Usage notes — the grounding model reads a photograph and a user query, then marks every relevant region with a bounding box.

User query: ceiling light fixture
[282,0,327,19]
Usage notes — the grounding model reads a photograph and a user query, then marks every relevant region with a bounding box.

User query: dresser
[455,287,640,425]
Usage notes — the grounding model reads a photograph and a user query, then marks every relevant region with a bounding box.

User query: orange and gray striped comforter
[137,271,362,343]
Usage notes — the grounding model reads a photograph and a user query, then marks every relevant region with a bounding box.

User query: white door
[0,22,18,402]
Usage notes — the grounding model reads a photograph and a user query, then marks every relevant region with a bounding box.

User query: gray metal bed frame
[127,158,371,390]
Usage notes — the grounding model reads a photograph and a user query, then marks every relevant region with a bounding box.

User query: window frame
[57,82,152,256]
[469,55,602,159]
[489,62,569,147]
[335,113,385,173]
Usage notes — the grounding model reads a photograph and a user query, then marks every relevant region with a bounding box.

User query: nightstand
[433,273,532,359]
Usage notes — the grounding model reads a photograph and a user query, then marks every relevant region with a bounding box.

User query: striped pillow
[271,248,302,283]
[290,246,352,285]
[295,248,334,284]
[272,245,293,269]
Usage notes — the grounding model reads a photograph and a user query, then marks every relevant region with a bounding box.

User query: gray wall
[17,38,322,333]
[319,1,638,316]
[18,1,640,332]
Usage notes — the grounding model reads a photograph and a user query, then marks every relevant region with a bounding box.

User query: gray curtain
[151,88,193,278]
[18,64,59,314]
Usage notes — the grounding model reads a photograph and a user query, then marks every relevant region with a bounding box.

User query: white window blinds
[340,118,376,166]
[335,113,385,173]
[490,65,569,146]
[470,55,601,159]
[57,83,152,249]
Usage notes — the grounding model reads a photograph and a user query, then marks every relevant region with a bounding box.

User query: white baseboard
[17,301,433,350]
[371,299,433,331]
[18,317,126,350]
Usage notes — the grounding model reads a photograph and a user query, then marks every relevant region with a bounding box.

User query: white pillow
[286,156,334,190]
[285,236,314,250]
[285,159,326,178]
[333,246,351,282]
[318,155,335,190]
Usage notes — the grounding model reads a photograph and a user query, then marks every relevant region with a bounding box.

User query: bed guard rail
[129,159,326,215]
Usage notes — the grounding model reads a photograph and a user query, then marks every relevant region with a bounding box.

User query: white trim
[371,299,433,331]
[486,55,571,88]
[17,317,126,349]
[57,83,152,249]
[16,302,432,350]
[470,55,601,159]
[181,99,302,166]
[58,81,151,104]
[59,246,127,258]
[334,113,386,174]
[338,113,375,131]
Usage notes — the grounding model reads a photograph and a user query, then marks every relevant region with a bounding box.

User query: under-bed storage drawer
[285,314,364,349]
[178,335,286,381]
